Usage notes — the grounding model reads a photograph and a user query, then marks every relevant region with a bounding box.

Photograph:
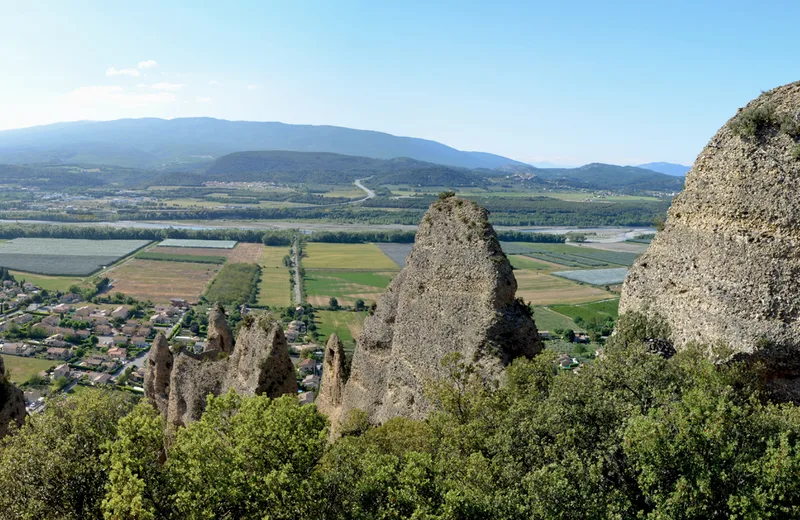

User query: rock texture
[333,196,542,427]
[0,355,26,438]
[145,313,297,427]
[204,303,235,354]
[620,81,800,398]
[316,333,346,422]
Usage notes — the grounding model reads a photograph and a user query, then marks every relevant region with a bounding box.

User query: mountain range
[636,162,690,176]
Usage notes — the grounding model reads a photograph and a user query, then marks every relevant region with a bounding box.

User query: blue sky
[1,0,798,166]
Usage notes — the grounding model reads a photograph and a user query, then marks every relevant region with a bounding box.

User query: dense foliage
[3,314,800,519]
[202,263,261,305]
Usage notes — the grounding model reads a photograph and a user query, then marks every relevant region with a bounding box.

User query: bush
[730,103,778,137]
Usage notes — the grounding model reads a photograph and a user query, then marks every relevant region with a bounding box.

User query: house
[41,314,61,327]
[170,298,189,309]
[44,337,69,348]
[538,330,551,340]
[98,336,114,347]
[131,336,147,347]
[95,325,112,335]
[47,347,72,360]
[75,329,90,339]
[298,392,315,405]
[284,329,299,343]
[111,306,129,319]
[52,303,72,314]
[83,357,105,368]
[52,364,70,379]
[108,347,127,360]
[138,327,152,337]
[288,320,307,333]
[113,335,128,346]
[2,343,25,355]
[298,358,316,374]
[122,325,137,336]
[13,313,33,325]
[74,305,95,317]
[22,282,36,292]
[126,319,139,327]
[90,373,112,385]
[60,293,82,304]
[301,374,320,390]
[130,368,145,383]
[90,314,109,325]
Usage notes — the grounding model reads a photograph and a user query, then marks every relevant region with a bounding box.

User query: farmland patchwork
[0,238,150,276]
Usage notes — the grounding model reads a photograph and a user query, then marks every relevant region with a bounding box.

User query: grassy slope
[2,355,57,384]
[315,310,368,350]
[8,271,84,292]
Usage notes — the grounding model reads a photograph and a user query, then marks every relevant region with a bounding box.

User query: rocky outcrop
[204,303,234,354]
[333,196,542,428]
[144,313,297,427]
[316,333,346,421]
[620,81,800,398]
[0,356,26,438]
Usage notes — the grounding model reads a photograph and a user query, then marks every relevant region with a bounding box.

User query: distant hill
[195,150,488,187]
[636,162,690,176]
[0,118,524,170]
[502,163,685,192]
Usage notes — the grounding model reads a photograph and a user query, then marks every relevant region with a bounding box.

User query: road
[292,235,303,304]
[352,178,376,202]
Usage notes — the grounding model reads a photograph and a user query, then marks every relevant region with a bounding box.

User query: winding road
[352,177,376,202]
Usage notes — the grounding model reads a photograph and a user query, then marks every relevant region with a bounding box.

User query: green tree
[354,299,366,312]
[329,297,339,310]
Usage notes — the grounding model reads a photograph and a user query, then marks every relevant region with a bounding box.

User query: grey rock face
[620,81,800,398]
[335,197,542,427]
[204,303,234,354]
[144,314,298,427]
[0,356,26,438]
[316,333,346,421]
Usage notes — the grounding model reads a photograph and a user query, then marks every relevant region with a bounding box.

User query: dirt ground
[107,259,221,303]
[228,243,265,263]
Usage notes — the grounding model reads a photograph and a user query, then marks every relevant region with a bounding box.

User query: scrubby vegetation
[4,315,800,518]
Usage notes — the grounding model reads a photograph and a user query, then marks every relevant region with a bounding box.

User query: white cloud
[196,96,212,103]
[138,60,158,69]
[208,80,222,86]
[150,82,185,91]
[246,84,258,90]
[66,85,176,106]
[106,67,140,77]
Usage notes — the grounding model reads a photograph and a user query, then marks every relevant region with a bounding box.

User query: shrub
[730,103,778,137]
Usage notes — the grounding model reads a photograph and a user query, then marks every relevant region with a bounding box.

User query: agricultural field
[553,268,629,285]
[304,243,399,270]
[228,243,265,264]
[136,252,226,264]
[8,271,84,292]
[549,299,619,324]
[151,246,232,257]
[257,246,291,308]
[508,255,560,271]
[0,238,150,276]
[158,239,237,249]
[514,270,613,305]
[305,270,395,306]
[204,263,260,305]
[108,259,220,303]
[502,242,638,268]
[315,310,368,350]
[1,355,57,385]
[532,306,581,332]
[376,243,412,267]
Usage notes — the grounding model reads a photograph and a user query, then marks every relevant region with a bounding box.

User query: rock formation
[204,303,234,354]
[620,80,800,398]
[331,196,542,428]
[145,312,297,427]
[0,355,26,438]
[316,333,346,422]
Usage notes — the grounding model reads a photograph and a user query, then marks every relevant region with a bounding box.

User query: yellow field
[1,355,57,384]
[514,270,613,305]
[257,246,291,307]
[304,243,399,270]
[9,271,84,292]
[108,259,220,304]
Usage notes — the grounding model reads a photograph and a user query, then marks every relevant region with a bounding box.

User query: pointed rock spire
[317,333,346,420]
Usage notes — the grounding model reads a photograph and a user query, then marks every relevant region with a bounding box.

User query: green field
[136,252,226,264]
[532,306,580,331]
[204,263,260,305]
[503,242,638,267]
[8,271,84,292]
[159,239,237,249]
[315,310,368,349]
[549,299,619,324]
[256,246,291,307]
[1,355,57,384]
[306,270,394,306]
[508,255,558,271]
[304,243,399,270]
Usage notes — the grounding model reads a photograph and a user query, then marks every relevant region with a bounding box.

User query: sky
[1,0,799,166]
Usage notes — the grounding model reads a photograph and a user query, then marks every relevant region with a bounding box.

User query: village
[0,274,324,412]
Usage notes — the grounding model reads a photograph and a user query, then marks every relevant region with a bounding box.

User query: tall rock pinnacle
[0,355,25,438]
[331,196,542,428]
[620,80,800,399]
[316,333,346,422]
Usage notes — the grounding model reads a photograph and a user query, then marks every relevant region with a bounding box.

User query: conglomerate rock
[204,303,234,354]
[333,196,542,428]
[620,80,800,399]
[316,333,346,422]
[0,356,25,439]
[144,313,297,427]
